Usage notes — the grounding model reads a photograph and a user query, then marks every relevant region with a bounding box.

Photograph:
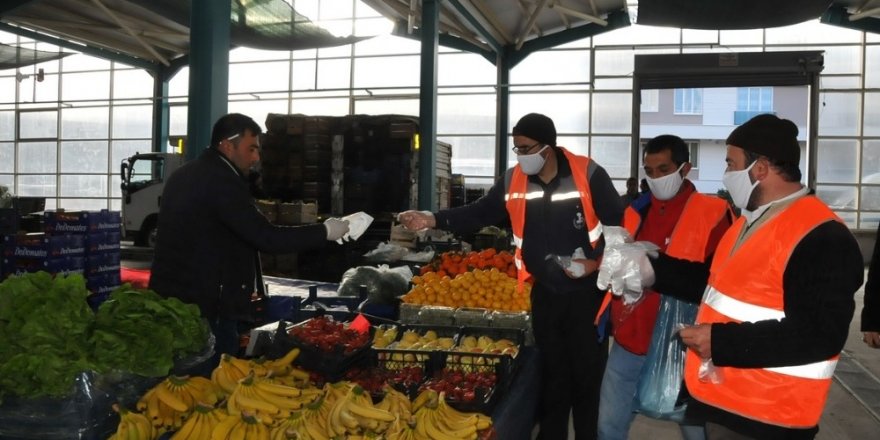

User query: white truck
[120,152,185,247]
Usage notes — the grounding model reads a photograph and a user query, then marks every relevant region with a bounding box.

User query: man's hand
[864,331,880,349]
[397,210,436,231]
[679,324,712,359]
[564,258,598,279]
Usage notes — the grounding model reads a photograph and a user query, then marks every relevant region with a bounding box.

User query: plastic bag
[634,295,699,422]
[363,242,410,262]
[336,265,411,305]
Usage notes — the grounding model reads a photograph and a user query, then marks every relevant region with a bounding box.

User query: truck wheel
[135,218,157,247]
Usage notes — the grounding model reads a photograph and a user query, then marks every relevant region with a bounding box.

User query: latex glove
[603,225,633,247]
[562,248,596,279]
[397,210,436,231]
[596,241,659,303]
[337,211,374,244]
[323,217,350,242]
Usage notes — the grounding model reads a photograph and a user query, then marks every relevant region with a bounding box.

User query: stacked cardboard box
[41,210,122,295]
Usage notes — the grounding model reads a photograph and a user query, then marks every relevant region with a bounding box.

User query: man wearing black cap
[636,114,864,439]
[399,113,623,439]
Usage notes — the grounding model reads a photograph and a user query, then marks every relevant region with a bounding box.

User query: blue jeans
[598,342,706,440]
[598,342,645,440]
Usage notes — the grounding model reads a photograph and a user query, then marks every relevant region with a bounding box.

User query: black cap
[726,113,800,163]
[512,113,557,147]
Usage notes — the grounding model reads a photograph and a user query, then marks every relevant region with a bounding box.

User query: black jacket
[864,221,880,332]
[149,148,327,321]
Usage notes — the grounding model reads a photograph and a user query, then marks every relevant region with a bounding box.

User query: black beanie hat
[512,113,557,147]
[726,113,800,163]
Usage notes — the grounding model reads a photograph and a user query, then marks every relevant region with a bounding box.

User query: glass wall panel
[19,111,57,139]
[509,93,589,134]
[817,92,860,136]
[820,76,860,89]
[169,105,188,138]
[0,77,15,103]
[594,50,633,76]
[437,94,495,134]
[61,53,111,72]
[0,111,13,140]
[862,186,880,211]
[353,56,418,88]
[765,22,861,44]
[62,71,111,101]
[316,59,352,89]
[229,61,291,94]
[594,24,680,46]
[864,93,880,137]
[60,141,108,173]
[60,175,107,197]
[290,97,350,115]
[439,135,496,178]
[18,142,56,173]
[227,100,290,129]
[719,29,764,45]
[230,47,290,62]
[354,33,420,56]
[592,93,632,134]
[354,98,418,116]
[113,69,153,99]
[59,198,107,210]
[816,139,858,183]
[817,184,856,210]
[112,105,152,138]
[863,140,880,180]
[61,107,109,139]
[18,174,56,197]
[438,53,495,86]
[589,136,631,179]
[0,142,12,172]
[511,50,590,85]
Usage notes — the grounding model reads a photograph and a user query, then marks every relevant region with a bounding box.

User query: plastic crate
[453,307,492,327]
[266,318,373,382]
[375,324,461,365]
[417,305,456,326]
[423,357,509,415]
[398,303,422,324]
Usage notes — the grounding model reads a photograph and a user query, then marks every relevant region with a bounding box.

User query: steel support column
[495,53,511,178]
[186,0,230,159]
[418,0,440,210]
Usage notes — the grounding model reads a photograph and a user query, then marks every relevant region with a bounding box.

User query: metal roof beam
[507,8,630,67]
[446,0,502,54]
[391,20,495,64]
[0,0,35,15]
[821,5,880,34]
[90,0,169,66]
[0,22,159,72]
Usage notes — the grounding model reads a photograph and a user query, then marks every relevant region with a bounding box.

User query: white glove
[603,226,633,247]
[565,247,587,278]
[323,217,350,242]
[337,211,374,244]
[396,210,436,231]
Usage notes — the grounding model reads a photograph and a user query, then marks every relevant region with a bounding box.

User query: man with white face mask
[398,113,623,439]
[597,135,733,440]
[646,114,863,439]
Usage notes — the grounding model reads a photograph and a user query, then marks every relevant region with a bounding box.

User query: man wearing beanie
[399,112,624,439]
[633,114,864,439]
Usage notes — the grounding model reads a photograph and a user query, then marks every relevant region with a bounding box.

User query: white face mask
[517,145,550,175]
[646,163,685,201]
[722,161,759,209]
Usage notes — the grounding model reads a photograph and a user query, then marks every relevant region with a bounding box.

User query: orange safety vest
[504,148,602,289]
[685,195,841,428]
[595,193,732,330]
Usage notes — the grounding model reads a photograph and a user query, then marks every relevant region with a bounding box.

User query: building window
[735,87,774,124]
[674,88,702,115]
[686,140,699,169]
[737,87,773,111]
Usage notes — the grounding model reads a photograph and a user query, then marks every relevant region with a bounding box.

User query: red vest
[504,148,601,289]
[685,195,841,428]
[610,192,731,354]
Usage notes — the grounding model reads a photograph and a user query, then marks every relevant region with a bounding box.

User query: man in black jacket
[640,115,864,439]
[149,113,349,357]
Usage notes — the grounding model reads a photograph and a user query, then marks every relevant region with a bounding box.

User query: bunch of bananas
[169,403,227,440]
[212,349,306,394]
[267,411,307,440]
[138,375,220,433]
[326,384,397,437]
[108,404,154,440]
[227,371,322,425]
[374,385,413,421]
[393,389,492,440]
[212,411,270,440]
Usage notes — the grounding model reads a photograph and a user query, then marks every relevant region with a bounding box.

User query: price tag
[350,313,371,334]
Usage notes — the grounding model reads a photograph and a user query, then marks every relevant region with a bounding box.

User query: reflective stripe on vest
[505,148,602,289]
[685,195,842,428]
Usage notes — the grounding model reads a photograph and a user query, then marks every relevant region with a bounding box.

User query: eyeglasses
[511,141,543,155]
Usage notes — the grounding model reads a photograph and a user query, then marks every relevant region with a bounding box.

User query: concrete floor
[547,271,880,439]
